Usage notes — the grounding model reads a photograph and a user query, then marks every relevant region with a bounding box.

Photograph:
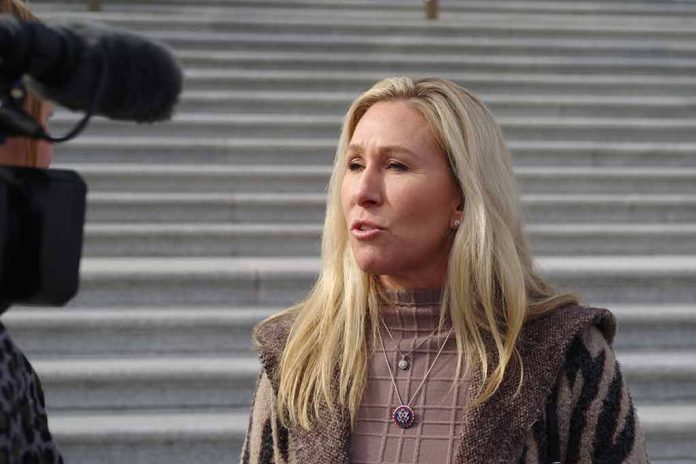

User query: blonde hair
[1,0,51,167]
[267,77,580,430]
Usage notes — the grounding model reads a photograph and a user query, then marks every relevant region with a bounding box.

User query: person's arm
[240,370,290,464]
[0,98,53,169]
[547,326,650,463]
[0,322,63,463]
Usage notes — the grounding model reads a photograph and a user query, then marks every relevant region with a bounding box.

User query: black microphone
[0,15,183,123]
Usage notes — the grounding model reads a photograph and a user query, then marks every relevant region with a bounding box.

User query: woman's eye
[348,161,363,171]
[387,162,408,171]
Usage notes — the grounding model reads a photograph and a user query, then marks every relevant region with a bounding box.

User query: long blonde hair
[267,77,580,430]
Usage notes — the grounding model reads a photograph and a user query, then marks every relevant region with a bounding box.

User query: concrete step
[83,192,696,224]
[6,303,695,357]
[621,351,696,404]
[23,350,692,410]
[33,357,258,411]
[40,404,696,464]
[177,70,695,95]
[55,112,696,142]
[9,347,690,413]
[82,223,323,257]
[167,0,696,17]
[173,90,696,117]
[40,10,696,43]
[151,31,696,59]
[525,223,696,256]
[173,50,696,77]
[49,410,247,464]
[60,163,333,194]
[84,192,328,224]
[40,403,696,464]
[3,307,277,357]
[638,404,696,462]
[36,0,696,9]
[25,350,696,459]
[63,256,696,307]
[522,194,696,223]
[36,0,696,17]
[70,257,318,307]
[57,164,696,195]
[77,222,696,258]
[612,304,696,352]
[39,11,696,44]
[53,137,696,167]
[545,256,696,305]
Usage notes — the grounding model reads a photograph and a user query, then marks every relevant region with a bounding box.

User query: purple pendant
[392,405,415,429]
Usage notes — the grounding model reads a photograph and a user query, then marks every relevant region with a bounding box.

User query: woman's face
[341,100,462,289]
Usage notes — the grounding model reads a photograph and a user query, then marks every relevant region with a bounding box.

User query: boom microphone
[0,15,183,123]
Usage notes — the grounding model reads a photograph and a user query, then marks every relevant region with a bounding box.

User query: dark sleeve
[0,322,64,464]
[546,326,651,464]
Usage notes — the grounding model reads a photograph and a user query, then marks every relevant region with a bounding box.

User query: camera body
[0,166,86,311]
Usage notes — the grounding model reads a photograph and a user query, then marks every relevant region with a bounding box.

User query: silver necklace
[380,318,440,370]
[377,324,454,429]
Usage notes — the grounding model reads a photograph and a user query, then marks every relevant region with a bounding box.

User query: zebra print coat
[241,304,650,463]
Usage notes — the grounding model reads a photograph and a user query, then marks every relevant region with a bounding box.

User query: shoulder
[514,304,618,399]
[558,312,624,394]
[251,310,297,380]
[0,322,34,398]
[523,303,616,347]
[519,304,627,412]
[0,323,63,462]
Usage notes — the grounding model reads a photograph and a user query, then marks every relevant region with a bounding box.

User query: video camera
[0,15,182,311]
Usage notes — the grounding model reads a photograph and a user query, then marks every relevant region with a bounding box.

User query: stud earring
[452,218,461,228]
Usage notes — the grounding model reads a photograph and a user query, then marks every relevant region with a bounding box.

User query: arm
[547,326,650,463]
[241,370,290,464]
[0,322,63,463]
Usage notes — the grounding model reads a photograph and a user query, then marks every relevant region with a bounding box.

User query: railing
[425,0,439,19]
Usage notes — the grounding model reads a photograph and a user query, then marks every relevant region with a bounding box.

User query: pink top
[350,289,470,463]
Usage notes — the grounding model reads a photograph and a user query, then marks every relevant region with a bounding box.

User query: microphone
[0,15,183,123]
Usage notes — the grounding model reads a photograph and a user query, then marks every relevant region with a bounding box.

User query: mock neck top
[383,288,443,306]
[380,288,449,331]
[350,288,468,464]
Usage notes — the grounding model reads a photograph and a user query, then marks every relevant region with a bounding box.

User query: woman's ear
[455,195,465,216]
[451,203,463,229]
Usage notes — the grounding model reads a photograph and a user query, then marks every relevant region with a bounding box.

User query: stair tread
[39,10,696,33]
[53,163,696,177]
[48,410,249,440]
[71,255,696,272]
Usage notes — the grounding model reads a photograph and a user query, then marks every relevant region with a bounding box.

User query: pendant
[392,405,415,429]
[398,357,409,370]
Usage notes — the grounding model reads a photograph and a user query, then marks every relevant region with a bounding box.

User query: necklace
[380,318,440,370]
[377,324,453,429]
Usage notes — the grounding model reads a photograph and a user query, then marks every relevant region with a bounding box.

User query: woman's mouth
[351,221,384,240]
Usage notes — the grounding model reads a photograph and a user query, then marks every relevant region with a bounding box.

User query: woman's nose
[355,165,383,207]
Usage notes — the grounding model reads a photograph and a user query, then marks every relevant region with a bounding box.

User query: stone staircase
[3,0,696,462]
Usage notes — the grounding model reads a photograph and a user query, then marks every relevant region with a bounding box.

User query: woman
[0,2,63,463]
[241,77,649,463]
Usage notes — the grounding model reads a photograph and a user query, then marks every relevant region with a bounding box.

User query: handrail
[425,0,439,19]
[87,0,102,11]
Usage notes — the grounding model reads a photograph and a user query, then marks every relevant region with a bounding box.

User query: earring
[452,218,461,229]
